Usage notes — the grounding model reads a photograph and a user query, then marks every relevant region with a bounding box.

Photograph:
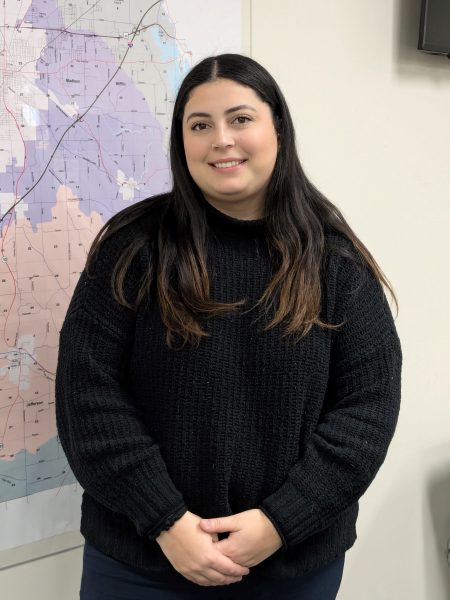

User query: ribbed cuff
[146,503,188,540]
[90,450,188,538]
[259,479,321,549]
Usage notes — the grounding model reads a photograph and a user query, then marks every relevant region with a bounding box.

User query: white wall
[1,1,449,598]
[252,0,450,598]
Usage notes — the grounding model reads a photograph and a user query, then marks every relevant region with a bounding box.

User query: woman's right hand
[155,510,250,587]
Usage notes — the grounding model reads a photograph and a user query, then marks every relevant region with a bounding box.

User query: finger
[198,568,244,586]
[212,553,250,577]
[214,538,244,561]
[200,517,237,533]
[186,568,242,587]
[213,539,230,553]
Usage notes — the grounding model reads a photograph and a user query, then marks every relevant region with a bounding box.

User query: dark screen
[419,0,450,54]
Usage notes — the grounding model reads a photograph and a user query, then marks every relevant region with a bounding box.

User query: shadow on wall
[426,455,450,598]
[394,0,450,76]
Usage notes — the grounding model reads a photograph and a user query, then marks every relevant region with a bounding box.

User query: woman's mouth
[209,159,247,171]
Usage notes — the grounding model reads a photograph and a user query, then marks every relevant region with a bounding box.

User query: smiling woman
[56,53,402,600]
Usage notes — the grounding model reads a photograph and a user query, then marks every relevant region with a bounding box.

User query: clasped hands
[155,508,283,587]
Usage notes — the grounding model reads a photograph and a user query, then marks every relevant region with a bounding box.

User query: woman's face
[182,78,278,219]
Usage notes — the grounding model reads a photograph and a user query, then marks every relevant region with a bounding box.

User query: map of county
[0,0,243,551]
[0,0,185,503]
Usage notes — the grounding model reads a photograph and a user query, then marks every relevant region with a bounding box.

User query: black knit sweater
[55,195,402,580]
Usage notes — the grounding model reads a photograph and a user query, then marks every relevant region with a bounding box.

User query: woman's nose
[211,126,234,149]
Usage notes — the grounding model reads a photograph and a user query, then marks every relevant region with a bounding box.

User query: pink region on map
[0,0,171,231]
[0,185,103,460]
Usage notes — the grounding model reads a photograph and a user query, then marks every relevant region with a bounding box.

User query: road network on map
[0,0,190,502]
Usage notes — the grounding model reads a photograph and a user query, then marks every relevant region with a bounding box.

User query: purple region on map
[0,0,172,230]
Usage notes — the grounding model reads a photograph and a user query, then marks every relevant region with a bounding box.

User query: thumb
[199,516,237,533]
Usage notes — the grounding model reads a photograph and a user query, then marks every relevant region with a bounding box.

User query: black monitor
[418,0,450,56]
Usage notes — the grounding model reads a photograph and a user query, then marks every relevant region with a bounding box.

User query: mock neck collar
[200,196,267,239]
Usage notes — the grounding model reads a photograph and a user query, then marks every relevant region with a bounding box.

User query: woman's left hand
[199,509,283,568]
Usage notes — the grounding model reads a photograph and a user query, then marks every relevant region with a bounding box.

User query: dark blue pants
[80,542,345,599]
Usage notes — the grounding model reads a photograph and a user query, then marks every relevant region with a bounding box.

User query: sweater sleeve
[258,254,402,550]
[55,225,188,540]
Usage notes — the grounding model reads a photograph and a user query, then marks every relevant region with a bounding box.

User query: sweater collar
[200,195,267,239]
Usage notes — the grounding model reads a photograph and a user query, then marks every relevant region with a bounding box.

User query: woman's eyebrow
[186,104,257,122]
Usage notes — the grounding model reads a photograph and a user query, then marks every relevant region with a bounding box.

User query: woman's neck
[202,195,265,220]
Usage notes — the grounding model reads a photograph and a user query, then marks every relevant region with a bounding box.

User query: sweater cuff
[146,503,189,541]
[259,479,321,550]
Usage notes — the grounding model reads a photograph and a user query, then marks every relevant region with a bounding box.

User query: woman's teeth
[212,160,245,168]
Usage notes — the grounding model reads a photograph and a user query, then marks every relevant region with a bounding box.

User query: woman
[55,54,402,599]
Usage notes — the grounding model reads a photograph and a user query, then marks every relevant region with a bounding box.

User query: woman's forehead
[183,79,268,118]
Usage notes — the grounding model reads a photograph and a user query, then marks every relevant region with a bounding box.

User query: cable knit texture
[55,195,402,580]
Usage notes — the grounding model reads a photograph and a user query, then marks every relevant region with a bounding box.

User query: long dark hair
[86,53,397,348]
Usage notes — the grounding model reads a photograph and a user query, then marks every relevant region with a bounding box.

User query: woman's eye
[191,122,209,131]
[233,115,251,125]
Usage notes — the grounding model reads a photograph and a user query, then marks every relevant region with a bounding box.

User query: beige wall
[252,0,450,598]
[1,1,449,598]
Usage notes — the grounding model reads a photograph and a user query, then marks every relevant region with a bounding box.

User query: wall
[252,0,450,598]
[0,548,83,600]
[1,1,449,598]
